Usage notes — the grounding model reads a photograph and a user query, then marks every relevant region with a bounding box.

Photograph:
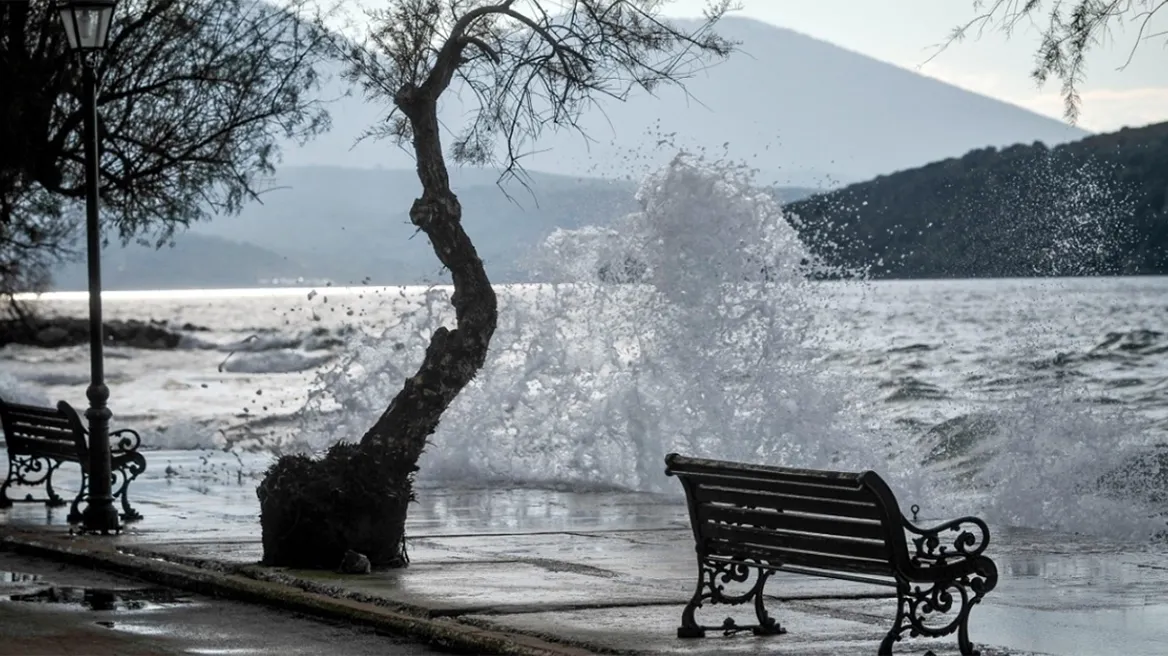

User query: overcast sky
[665,0,1168,133]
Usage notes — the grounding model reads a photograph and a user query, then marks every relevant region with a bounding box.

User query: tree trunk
[258,83,497,570]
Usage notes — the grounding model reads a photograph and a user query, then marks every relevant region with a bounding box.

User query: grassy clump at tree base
[257,442,415,569]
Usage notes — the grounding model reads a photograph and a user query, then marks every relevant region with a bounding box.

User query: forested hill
[785,122,1168,279]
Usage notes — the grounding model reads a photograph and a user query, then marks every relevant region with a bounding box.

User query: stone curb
[0,529,602,656]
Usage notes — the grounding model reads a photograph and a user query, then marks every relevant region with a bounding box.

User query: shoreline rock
[0,317,205,350]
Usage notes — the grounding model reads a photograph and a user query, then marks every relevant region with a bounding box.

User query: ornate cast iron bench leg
[66,449,146,524]
[678,558,785,639]
[112,453,146,522]
[43,460,66,508]
[1,455,65,508]
[0,458,14,508]
[109,429,146,522]
[68,470,88,524]
[879,566,997,656]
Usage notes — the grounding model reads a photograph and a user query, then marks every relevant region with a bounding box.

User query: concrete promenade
[3,450,1167,655]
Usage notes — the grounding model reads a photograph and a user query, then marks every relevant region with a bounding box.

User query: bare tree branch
[338,0,737,184]
[928,0,1167,123]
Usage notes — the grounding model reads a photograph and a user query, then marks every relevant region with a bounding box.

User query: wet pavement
[3,449,1168,655]
[0,551,443,656]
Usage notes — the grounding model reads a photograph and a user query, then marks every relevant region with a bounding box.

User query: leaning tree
[256,0,734,570]
[0,0,332,301]
[941,0,1166,122]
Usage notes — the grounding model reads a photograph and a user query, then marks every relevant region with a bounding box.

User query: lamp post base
[80,389,120,535]
[80,501,121,535]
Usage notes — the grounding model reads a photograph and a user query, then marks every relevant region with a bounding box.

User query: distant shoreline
[18,272,1168,300]
[0,316,204,350]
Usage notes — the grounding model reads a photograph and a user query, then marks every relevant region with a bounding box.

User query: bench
[0,397,146,523]
[665,453,998,656]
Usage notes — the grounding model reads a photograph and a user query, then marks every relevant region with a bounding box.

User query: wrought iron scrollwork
[1,453,66,508]
[110,428,142,455]
[678,557,785,639]
[112,451,146,521]
[66,440,147,524]
[881,558,998,655]
[904,516,991,567]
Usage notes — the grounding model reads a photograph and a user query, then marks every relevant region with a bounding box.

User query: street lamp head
[57,0,119,52]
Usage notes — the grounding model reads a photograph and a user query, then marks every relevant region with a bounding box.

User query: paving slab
[0,528,600,656]
[139,532,892,618]
[972,601,1168,656]
[992,549,1168,610]
[126,539,264,565]
[287,561,668,615]
[415,531,890,599]
[463,600,1035,656]
[798,596,1166,656]
[141,538,489,567]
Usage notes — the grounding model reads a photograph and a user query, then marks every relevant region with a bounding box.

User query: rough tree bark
[257,0,732,570]
[258,25,497,570]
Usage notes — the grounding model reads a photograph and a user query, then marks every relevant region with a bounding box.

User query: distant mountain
[47,166,818,290]
[52,233,309,291]
[186,166,642,285]
[43,15,1102,291]
[283,17,1089,185]
[786,122,1168,279]
[189,166,819,286]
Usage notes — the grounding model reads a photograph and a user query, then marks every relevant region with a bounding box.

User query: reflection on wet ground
[0,552,443,656]
[7,583,189,611]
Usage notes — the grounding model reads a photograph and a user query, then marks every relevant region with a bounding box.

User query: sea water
[2,155,1166,544]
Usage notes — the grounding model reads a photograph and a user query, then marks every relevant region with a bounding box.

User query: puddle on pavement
[6,585,192,611]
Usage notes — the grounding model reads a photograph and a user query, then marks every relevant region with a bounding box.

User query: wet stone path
[3,450,1168,655]
[0,551,444,656]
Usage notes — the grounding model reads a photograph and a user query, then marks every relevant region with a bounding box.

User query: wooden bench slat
[694,485,884,520]
[6,410,71,426]
[5,438,81,461]
[6,421,76,439]
[681,471,874,504]
[6,433,75,446]
[698,503,887,541]
[707,538,895,577]
[3,400,69,415]
[5,425,79,445]
[703,521,892,564]
[667,455,864,488]
[5,403,70,415]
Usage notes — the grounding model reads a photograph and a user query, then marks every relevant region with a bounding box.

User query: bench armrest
[902,515,990,567]
[110,428,142,454]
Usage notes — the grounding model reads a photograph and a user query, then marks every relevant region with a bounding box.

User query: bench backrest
[665,453,910,580]
[0,397,87,461]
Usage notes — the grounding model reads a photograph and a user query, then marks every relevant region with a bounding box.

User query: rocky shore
[0,316,204,350]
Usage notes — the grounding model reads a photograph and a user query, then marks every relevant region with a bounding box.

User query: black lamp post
[58,0,121,534]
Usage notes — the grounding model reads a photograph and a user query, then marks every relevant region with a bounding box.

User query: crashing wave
[1092,329,1168,356]
[285,152,1167,541]
[178,326,351,354]
[882,376,950,402]
[0,371,50,407]
[217,350,337,374]
[1033,329,1168,370]
[292,154,876,493]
